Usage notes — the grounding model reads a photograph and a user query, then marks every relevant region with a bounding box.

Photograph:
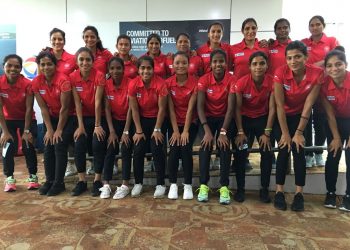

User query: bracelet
[95,125,101,128]
[264,128,272,132]
[135,131,143,135]
[201,122,208,126]
[300,116,309,121]
[220,128,227,133]
[237,131,245,135]
[296,128,304,133]
[123,131,129,135]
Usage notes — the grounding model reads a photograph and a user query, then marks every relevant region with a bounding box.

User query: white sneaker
[144,161,153,172]
[65,162,77,177]
[154,185,166,198]
[315,153,325,167]
[113,185,130,199]
[131,184,143,197]
[305,155,315,168]
[183,184,193,200]
[99,184,111,199]
[168,183,178,199]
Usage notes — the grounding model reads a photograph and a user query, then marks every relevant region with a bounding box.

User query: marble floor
[0,155,350,250]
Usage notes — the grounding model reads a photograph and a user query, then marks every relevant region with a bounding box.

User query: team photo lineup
[1,15,350,213]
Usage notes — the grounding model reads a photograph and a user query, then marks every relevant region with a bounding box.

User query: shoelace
[218,188,232,198]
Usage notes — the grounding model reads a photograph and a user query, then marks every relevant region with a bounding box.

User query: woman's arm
[72,87,86,141]
[152,95,167,145]
[181,92,197,146]
[197,90,213,150]
[21,93,35,146]
[121,106,132,148]
[218,93,235,150]
[233,92,246,148]
[0,99,13,146]
[93,85,105,141]
[168,95,180,146]
[104,97,118,148]
[259,93,276,151]
[34,93,54,146]
[52,90,71,144]
[129,96,145,145]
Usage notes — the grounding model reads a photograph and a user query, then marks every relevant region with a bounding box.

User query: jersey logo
[269,49,278,54]
[243,93,252,99]
[0,93,8,98]
[107,95,114,100]
[39,90,46,95]
[76,86,83,92]
[327,96,336,101]
[235,52,244,57]
[64,63,71,68]
[307,47,312,51]
[305,84,311,90]
[136,93,141,98]
[283,84,290,91]
[207,89,213,94]
[201,53,210,58]
[171,90,176,96]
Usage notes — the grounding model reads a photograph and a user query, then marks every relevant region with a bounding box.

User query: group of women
[0,15,349,213]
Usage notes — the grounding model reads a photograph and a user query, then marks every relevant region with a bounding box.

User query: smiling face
[173,54,189,75]
[50,31,65,52]
[117,38,131,56]
[309,17,324,37]
[210,52,226,76]
[108,60,124,81]
[77,51,93,75]
[83,30,98,49]
[286,49,307,73]
[38,57,56,80]
[325,55,347,82]
[176,35,191,53]
[138,59,154,83]
[147,37,161,56]
[242,21,257,42]
[4,58,22,83]
[250,56,268,78]
[208,24,223,44]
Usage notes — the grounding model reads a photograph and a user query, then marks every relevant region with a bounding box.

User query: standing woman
[167,51,198,200]
[98,57,133,199]
[321,48,350,211]
[302,15,339,168]
[46,28,77,75]
[231,18,269,79]
[144,33,171,79]
[273,41,324,211]
[32,51,74,196]
[128,56,168,198]
[197,22,231,74]
[69,47,107,196]
[234,51,275,203]
[268,18,292,76]
[83,25,113,75]
[169,33,204,77]
[197,49,236,204]
[114,34,138,79]
[0,55,38,192]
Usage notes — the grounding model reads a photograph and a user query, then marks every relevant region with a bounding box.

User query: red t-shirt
[267,39,291,76]
[302,33,339,65]
[322,71,350,118]
[144,52,170,79]
[166,75,198,125]
[123,60,138,79]
[168,55,204,77]
[94,49,113,75]
[105,76,130,120]
[128,75,168,118]
[234,74,273,118]
[51,49,77,76]
[274,64,324,115]
[0,75,32,120]
[32,72,72,118]
[197,72,236,117]
[197,42,231,73]
[70,68,106,117]
[231,39,269,79]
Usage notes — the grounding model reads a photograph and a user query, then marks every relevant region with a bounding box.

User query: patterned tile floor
[0,155,349,250]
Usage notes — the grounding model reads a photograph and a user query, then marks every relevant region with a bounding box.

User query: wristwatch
[123,131,129,135]
[220,131,227,136]
[154,128,161,132]
[24,129,30,134]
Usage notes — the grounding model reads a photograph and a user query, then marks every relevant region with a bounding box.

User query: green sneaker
[219,186,231,205]
[197,184,209,202]
[4,176,16,192]
[26,174,40,190]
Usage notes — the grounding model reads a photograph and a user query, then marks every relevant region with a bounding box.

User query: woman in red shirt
[0,55,38,192]
[321,48,350,212]
[273,41,323,211]
[128,56,168,198]
[70,47,107,197]
[82,25,113,75]
[166,51,198,200]
[33,51,73,196]
[197,49,236,204]
[234,51,275,203]
[197,22,231,74]
[98,57,133,199]
[114,35,138,79]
